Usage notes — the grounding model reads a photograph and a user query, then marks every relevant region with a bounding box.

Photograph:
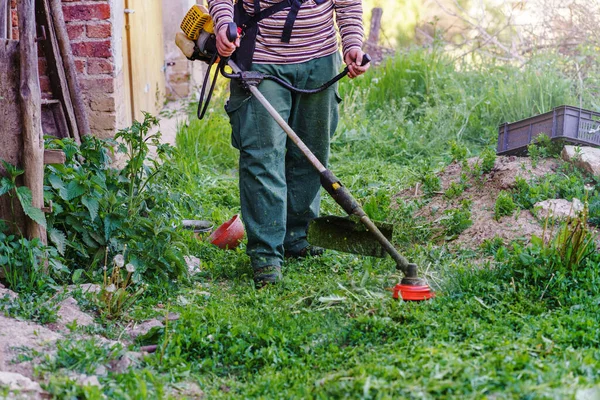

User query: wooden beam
[0,39,26,235]
[43,149,66,165]
[36,0,80,143]
[18,0,47,244]
[49,0,91,137]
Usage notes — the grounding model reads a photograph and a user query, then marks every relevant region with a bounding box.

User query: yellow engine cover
[180,4,215,40]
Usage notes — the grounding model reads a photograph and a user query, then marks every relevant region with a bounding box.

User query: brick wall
[13,0,120,138]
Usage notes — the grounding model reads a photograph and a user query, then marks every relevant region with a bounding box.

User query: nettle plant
[44,113,188,284]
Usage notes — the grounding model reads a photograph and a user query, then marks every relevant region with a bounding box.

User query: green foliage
[0,160,47,232]
[527,134,563,167]
[0,228,67,293]
[503,209,596,305]
[494,190,516,220]
[440,200,473,238]
[480,147,497,173]
[44,115,189,283]
[450,140,468,162]
[512,163,590,210]
[0,292,60,324]
[444,181,465,200]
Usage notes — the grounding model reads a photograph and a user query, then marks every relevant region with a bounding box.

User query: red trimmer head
[393,283,434,301]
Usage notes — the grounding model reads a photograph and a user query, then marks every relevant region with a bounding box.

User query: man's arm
[334,0,368,78]
[207,0,238,56]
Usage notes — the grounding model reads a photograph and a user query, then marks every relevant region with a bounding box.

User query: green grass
[19,48,600,398]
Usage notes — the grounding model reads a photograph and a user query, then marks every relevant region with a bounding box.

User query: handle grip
[361,54,371,67]
[226,22,238,42]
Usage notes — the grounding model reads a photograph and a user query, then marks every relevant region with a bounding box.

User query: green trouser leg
[226,53,341,269]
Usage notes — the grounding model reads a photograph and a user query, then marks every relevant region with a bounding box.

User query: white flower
[105,284,116,293]
[113,254,125,268]
[125,263,135,273]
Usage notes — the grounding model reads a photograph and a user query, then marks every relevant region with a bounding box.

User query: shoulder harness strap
[240,0,328,43]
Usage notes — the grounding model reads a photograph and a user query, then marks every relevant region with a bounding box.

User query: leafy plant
[527,134,563,166]
[450,140,468,162]
[97,252,145,320]
[0,227,67,293]
[439,200,473,238]
[44,115,189,282]
[444,181,466,200]
[480,148,497,173]
[0,160,46,233]
[494,190,516,220]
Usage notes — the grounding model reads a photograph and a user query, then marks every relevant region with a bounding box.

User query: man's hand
[216,24,240,58]
[344,48,370,79]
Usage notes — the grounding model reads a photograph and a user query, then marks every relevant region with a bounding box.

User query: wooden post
[367,7,383,47]
[49,0,91,137]
[18,0,47,244]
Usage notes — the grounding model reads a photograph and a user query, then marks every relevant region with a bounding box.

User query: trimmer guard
[307,216,394,258]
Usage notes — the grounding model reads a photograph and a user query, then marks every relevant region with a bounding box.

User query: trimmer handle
[226,22,238,42]
[361,53,371,67]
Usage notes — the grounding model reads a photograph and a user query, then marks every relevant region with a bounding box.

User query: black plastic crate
[497,105,600,155]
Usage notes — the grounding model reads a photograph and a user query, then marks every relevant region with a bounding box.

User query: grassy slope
[159,49,600,399]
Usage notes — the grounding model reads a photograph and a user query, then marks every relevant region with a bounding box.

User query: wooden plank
[0,39,26,234]
[49,0,91,137]
[18,0,47,243]
[36,0,80,142]
[126,0,166,121]
[43,149,66,165]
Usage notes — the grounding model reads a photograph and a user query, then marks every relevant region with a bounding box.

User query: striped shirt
[207,0,364,64]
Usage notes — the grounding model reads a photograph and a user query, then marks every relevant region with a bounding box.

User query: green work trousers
[226,53,342,269]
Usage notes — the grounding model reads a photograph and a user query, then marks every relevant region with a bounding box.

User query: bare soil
[395,156,561,249]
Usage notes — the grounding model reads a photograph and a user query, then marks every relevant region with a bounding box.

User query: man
[207,0,369,285]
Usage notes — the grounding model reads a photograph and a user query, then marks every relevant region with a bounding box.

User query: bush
[44,115,189,283]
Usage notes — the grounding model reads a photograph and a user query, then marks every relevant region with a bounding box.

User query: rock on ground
[562,145,600,176]
[0,315,62,378]
[126,319,164,340]
[0,371,45,399]
[534,198,584,221]
[55,297,95,331]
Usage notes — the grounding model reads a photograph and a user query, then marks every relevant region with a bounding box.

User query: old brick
[89,95,116,112]
[63,4,110,22]
[80,77,115,93]
[88,110,117,132]
[67,24,85,40]
[71,40,111,58]
[38,58,47,75]
[74,59,86,74]
[87,58,113,75]
[87,23,111,39]
[39,75,51,94]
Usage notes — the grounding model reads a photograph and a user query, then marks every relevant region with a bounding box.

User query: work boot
[284,245,324,259]
[253,265,282,287]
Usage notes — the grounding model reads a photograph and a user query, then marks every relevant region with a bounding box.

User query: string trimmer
[176,5,433,301]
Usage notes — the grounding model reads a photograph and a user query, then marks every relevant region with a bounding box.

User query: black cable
[197,53,221,120]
